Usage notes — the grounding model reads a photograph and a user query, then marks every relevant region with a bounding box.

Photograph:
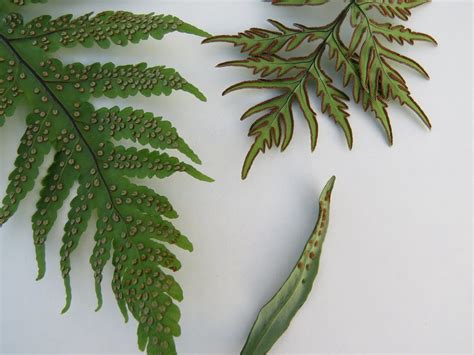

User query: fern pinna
[204,0,436,179]
[0,1,211,354]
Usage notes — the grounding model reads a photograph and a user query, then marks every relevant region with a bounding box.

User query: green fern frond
[272,0,329,5]
[204,19,332,57]
[205,0,436,179]
[0,0,46,10]
[0,3,211,354]
[2,11,210,51]
[358,0,430,21]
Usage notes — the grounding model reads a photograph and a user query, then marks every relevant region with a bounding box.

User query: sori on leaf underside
[204,0,437,179]
[0,1,211,354]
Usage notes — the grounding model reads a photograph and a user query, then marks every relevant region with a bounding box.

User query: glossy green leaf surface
[0,3,210,355]
[241,176,336,355]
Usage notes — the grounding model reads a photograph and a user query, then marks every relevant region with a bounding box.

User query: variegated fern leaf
[0,1,211,354]
[204,0,436,179]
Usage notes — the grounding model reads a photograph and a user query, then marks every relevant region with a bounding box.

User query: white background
[0,0,472,354]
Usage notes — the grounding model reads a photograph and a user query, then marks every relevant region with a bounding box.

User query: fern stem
[258,1,356,140]
[0,35,124,220]
[0,34,143,314]
[353,3,398,91]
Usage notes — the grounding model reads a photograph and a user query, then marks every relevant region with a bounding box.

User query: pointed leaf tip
[178,22,211,38]
[95,284,104,312]
[183,83,207,102]
[36,270,45,281]
[325,175,336,190]
[61,303,70,315]
[186,165,214,182]
[35,254,46,281]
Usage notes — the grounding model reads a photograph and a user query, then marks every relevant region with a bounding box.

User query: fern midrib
[329,30,391,113]
[243,26,331,45]
[247,57,313,76]
[1,34,184,326]
[354,2,404,95]
[1,34,176,326]
[255,1,354,142]
[329,31,364,93]
[9,24,88,42]
[0,35,122,217]
[251,58,313,143]
[0,34,153,295]
[8,13,130,43]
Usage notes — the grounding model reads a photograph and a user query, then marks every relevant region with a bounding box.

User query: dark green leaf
[0,4,210,354]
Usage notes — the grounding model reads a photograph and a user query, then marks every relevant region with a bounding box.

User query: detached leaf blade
[241,176,336,355]
[272,0,328,5]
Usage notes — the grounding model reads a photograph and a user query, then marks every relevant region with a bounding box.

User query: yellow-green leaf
[241,176,336,355]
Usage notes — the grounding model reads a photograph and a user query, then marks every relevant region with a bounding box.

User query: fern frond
[93,106,202,164]
[218,54,311,78]
[32,150,80,280]
[205,0,435,178]
[309,56,353,148]
[2,11,210,51]
[272,0,329,5]
[0,0,46,10]
[352,4,432,127]
[0,3,210,354]
[358,0,430,21]
[326,27,394,144]
[368,20,436,45]
[22,57,205,101]
[204,20,332,56]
